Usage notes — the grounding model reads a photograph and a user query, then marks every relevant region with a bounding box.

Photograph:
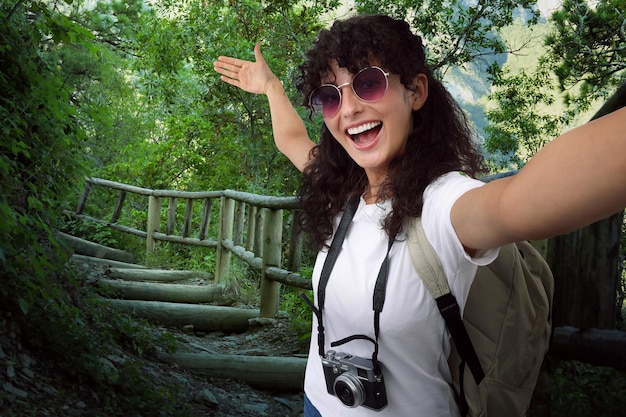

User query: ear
[411,73,428,111]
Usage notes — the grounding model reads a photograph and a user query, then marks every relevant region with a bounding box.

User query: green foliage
[95,0,334,195]
[20,266,188,416]
[55,0,159,179]
[144,242,216,274]
[530,361,626,417]
[2,1,625,414]
[484,62,566,169]
[64,218,121,248]
[483,0,625,168]
[0,2,189,414]
[357,0,539,75]
[0,0,88,309]
[281,285,313,342]
[545,0,626,113]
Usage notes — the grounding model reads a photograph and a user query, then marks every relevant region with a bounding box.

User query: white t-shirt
[304,172,499,416]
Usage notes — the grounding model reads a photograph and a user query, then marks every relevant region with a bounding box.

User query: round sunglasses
[309,66,390,118]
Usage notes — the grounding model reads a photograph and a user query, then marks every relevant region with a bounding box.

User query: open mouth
[347,121,383,145]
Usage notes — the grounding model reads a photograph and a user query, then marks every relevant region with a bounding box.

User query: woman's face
[320,61,428,188]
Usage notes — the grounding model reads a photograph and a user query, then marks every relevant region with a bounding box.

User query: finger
[253,42,265,64]
[213,61,245,80]
[216,55,247,67]
[219,75,240,88]
[213,68,230,79]
[213,61,238,73]
[212,64,232,78]
[213,63,239,81]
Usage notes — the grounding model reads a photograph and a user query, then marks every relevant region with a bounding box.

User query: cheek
[389,98,415,131]
[324,121,344,142]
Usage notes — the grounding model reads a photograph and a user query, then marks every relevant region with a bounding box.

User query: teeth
[347,122,381,135]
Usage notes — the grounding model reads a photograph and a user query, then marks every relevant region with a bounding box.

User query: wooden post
[146,195,161,253]
[111,191,126,223]
[233,200,246,246]
[183,199,194,238]
[246,205,257,251]
[215,197,235,283]
[286,210,303,273]
[198,198,212,240]
[167,197,177,235]
[254,207,265,257]
[260,208,282,318]
[76,181,91,214]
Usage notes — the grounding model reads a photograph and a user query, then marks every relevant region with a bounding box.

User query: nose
[339,84,363,117]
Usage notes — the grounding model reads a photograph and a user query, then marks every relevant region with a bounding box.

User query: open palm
[213,42,277,95]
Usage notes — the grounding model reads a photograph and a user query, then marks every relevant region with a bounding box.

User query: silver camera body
[321,350,388,410]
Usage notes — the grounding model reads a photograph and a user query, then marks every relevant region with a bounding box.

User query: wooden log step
[70,254,148,270]
[107,267,211,282]
[99,278,224,304]
[105,299,259,333]
[160,352,306,391]
[550,326,626,371]
[56,232,135,264]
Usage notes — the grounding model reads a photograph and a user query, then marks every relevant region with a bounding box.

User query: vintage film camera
[321,350,388,410]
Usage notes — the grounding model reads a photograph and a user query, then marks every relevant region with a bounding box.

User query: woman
[214,15,626,416]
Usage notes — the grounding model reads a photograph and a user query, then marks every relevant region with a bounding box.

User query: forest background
[1,0,625,415]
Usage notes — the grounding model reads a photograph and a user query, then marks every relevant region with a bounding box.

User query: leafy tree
[546,0,626,114]
[485,0,625,167]
[357,0,540,75]
[0,4,205,413]
[357,0,546,168]
[0,0,91,306]
[61,0,546,195]
[483,61,566,170]
[122,0,338,194]
[482,1,625,334]
[49,0,159,182]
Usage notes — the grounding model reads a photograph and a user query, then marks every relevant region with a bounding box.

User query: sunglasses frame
[309,66,390,118]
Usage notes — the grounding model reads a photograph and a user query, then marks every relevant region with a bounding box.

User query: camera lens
[333,373,365,408]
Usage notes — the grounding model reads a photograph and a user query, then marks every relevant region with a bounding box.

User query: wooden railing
[67,177,626,371]
[68,177,312,318]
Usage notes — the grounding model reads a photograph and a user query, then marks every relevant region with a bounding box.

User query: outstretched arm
[452,107,626,251]
[213,42,315,172]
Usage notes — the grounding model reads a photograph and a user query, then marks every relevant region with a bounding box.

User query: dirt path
[1,259,308,417]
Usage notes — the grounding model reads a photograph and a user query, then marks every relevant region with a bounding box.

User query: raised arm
[452,106,626,251]
[213,42,315,172]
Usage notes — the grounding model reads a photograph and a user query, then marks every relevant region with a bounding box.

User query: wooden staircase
[60,232,307,392]
[61,232,259,334]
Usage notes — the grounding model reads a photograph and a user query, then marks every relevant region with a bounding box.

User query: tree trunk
[105,299,258,333]
[99,279,224,304]
[160,352,306,391]
[548,212,622,329]
[547,83,626,329]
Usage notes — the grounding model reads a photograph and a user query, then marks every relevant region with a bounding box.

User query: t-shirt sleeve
[421,172,499,311]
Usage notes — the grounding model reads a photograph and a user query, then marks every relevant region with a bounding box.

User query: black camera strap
[300,195,394,375]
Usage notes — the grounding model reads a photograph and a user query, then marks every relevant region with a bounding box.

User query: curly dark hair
[295,15,486,249]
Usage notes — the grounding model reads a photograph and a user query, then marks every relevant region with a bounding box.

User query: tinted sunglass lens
[310,67,387,117]
[311,85,341,117]
[353,67,387,101]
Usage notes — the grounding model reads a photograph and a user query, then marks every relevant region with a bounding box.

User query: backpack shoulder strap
[406,217,485,385]
[406,217,450,298]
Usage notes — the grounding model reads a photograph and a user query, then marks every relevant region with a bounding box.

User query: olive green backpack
[406,217,554,417]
